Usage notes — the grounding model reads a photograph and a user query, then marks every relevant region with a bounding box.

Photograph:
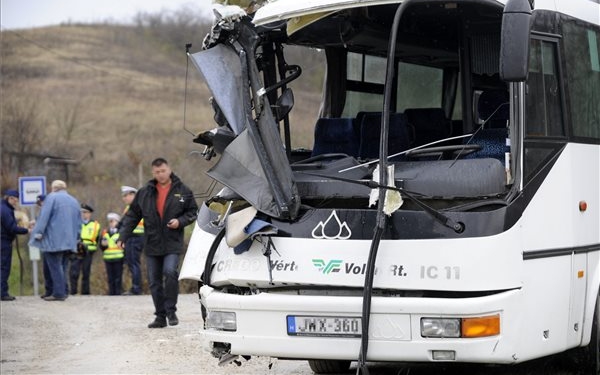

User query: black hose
[357,2,413,373]
[201,226,227,289]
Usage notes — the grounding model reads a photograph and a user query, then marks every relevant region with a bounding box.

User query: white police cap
[121,186,137,195]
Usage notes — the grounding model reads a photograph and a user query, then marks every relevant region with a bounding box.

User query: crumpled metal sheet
[190,45,246,135]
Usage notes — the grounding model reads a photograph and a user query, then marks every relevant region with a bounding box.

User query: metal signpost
[18,176,46,296]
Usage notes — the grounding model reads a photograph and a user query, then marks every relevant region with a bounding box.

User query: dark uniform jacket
[118,173,198,256]
[1,199,28,250]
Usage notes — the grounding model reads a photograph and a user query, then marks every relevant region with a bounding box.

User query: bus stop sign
[18,176,46,206]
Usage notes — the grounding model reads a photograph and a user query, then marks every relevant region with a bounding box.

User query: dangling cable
[356,2,414,373]
[182,43,195,137]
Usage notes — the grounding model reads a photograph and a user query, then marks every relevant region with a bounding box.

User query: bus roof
[253,0,599,27]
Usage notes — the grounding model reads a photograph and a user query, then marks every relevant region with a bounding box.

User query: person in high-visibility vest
[69,203,101,295]
[100,212,124,296]
[120,186,143,295]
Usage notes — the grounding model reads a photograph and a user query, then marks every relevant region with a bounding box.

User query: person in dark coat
[1,189,29,301]
[118,158,198,328]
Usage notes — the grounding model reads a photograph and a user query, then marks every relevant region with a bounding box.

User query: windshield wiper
[299,171,465,233]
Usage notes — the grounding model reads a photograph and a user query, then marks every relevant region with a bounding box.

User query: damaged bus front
[180,0,600,373]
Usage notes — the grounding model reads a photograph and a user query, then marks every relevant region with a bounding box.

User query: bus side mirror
[500,0,532,82]
[275,88,295,121]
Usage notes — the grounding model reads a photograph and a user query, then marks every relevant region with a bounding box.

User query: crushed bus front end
[180,0,600,372]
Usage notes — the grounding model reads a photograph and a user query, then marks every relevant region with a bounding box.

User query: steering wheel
[405,144,482,159]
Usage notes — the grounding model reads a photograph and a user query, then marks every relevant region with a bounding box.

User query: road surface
[0,294,580,374]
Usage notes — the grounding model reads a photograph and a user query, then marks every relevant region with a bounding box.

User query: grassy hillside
[1,19,324,208]
[1,16,325,295]
[2,24,207,197]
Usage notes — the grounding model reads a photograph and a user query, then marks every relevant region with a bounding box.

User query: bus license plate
[287,315,361,337]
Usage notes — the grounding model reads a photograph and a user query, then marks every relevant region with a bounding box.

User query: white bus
[180,0,600,373]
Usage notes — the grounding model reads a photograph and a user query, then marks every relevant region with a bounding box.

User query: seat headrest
[478,90,509,127]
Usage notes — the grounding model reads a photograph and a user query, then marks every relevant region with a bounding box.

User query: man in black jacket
[118,158,198,328]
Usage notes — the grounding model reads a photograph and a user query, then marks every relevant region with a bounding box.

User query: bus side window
[525,39,565,138]
[524,37,566,181]
[563,23,600,140]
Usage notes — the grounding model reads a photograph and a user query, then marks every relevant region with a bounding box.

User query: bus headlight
[421,314,500,338]
[421,318,461,338]
[206,311,237,331]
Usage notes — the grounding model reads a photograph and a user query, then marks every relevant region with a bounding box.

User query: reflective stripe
[133,219,144,235]
[123,205,144,235]
[81,221,101,252]
[103,232,124,261]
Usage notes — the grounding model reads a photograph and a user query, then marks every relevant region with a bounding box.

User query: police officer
[1,189,29,301]
[101,212,124,295]
[69,203,101,295]
[120,186,143,295]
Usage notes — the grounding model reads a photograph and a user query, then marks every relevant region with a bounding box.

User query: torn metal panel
[190,45,245,135]
[192,18,300,220]
[207,130,282,218]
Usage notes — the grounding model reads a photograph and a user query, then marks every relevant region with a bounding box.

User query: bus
[180,0,600,373]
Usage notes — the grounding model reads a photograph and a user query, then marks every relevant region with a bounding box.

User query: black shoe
[148,317,167,328]
[43,295,66,301]
[167,312,179,326]
[1,295,16,301]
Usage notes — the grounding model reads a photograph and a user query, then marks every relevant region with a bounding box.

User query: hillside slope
[1,22,324,214]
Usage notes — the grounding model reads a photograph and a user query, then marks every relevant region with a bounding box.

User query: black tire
[308,359,351,374]
[583,295,600,375]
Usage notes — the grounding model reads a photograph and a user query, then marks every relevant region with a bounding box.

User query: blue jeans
[42,253,53,296]
[44,251,70,298]
[1,245,13,297]
[146,253,179,318]
[125,236,143,294]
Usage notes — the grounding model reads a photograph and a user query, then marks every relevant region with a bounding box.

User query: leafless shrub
[133,6,212,54]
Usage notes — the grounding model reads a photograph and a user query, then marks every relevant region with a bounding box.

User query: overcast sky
[1,0,213,30]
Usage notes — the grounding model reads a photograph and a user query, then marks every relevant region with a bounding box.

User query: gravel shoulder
[0,294,579,375]
[0,294,311,375]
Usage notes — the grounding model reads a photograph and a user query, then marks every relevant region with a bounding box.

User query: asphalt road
[0,294,583,374]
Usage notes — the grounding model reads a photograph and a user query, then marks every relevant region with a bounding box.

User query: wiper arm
[339,133,473,173]
[299,171,465,233]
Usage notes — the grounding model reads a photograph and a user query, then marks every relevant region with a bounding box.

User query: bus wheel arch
[578,291,600,375]
[591,293,600,375]
[308,359,352,374]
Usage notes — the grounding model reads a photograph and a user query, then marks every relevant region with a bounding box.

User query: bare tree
[0,97,46,176]
[52,97,85,147]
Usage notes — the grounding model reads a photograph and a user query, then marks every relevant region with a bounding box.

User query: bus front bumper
[199,286,529,364]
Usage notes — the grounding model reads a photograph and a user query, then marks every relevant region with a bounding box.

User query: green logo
[312,259,343,274]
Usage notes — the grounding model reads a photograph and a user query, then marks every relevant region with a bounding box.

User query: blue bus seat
[478,90,509,128]
[358,112,411,159]
[465,90,510,161]
[311,117,359,157]
[464,128,509,162]
[404,108,453,147]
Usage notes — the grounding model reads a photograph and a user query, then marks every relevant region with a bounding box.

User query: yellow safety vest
[123,205,144,235]
[133,218,144,235]
[81,221,101,252]
[102,232,124,262]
